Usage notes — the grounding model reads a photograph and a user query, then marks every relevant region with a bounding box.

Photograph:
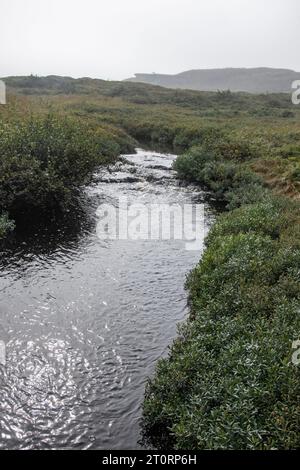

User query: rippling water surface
[0,149,215,449]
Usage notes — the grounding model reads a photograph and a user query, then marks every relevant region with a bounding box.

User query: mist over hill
[125,68,299,93]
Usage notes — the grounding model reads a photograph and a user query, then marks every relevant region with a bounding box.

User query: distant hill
[125,68,299,93]
[3,74,299,120]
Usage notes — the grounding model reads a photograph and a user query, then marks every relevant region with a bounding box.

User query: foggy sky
[1,0,299,80]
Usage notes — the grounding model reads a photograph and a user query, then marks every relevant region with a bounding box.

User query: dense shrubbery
[137,92,300,450]
[142,195,300,449]
[0,113,135,231]
[173,140,268,209]
[142,126,300,449]
[206,197,300,243]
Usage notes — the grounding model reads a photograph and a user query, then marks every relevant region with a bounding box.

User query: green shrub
[173,126,224,151]
[0,114,135,216]
[143,303,300,450]
[142,198,300,449]
[173,143,266,208]
[206,197,299,242]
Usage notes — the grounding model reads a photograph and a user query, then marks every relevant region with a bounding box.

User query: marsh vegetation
[1,76,300,449]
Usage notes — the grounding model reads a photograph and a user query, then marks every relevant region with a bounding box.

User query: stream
[0,149,215,449]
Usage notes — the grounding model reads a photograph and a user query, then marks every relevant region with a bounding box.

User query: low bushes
[206,197,300,242]
[0,114,135,223]
[143,133,300,449]
[142,195,300,449]
[173,140,268,209]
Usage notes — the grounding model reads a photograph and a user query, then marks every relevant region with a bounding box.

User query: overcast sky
[1,0,299,80]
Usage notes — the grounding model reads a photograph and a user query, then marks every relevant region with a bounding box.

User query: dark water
[0,149,215,449]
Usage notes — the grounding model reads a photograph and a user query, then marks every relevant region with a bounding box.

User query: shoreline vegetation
[0,76,300,449]
[143,145,300,450]
[0,104,135,235]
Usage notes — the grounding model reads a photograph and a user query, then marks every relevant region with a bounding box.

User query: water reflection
[0,149,215,449]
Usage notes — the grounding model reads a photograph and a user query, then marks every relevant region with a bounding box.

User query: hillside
[126,67,299,93]
[2,74,298,115]
[2,75,300,201]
